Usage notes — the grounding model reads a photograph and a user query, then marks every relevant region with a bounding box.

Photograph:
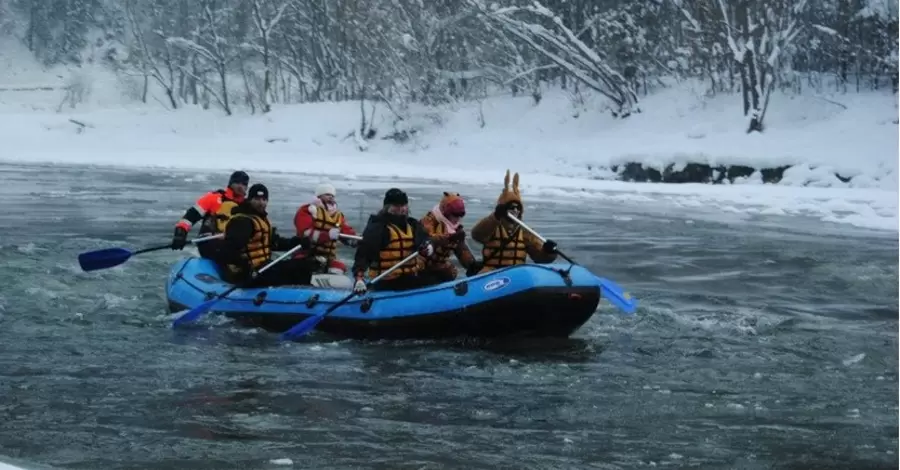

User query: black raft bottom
[169,287,601,341]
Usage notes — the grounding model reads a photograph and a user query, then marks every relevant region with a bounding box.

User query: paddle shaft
[132,233,224,255]
[506,213,575,264]
[328,250,421,314]
[507,213,638,314]
[279,248,424,340]
[171,239,311,326]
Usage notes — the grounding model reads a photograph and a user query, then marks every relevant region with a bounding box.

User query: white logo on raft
[482,277,511,292]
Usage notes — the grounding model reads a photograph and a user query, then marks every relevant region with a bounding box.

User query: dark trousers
[372,273,435,292]
[223,258,315,287]
[198,239,224,260]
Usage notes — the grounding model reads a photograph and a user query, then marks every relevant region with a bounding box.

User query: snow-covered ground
[1,38,897,232]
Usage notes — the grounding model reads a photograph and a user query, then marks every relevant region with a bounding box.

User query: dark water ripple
[0,162,896,470]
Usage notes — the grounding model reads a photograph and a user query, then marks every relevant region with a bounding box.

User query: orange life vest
[481,223,527,269]
[367,223,418,280]
[309,205,346,261]
[225,213,272,273]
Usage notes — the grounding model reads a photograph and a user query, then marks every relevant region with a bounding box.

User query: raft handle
[305,294,320,308]
[453,281,469,296]
[360,298,373,313]
[555,269,573,287]
[253,291,268,306]
[204,291,216,301]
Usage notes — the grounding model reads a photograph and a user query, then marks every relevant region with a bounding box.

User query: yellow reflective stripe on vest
[368,223,417,280]
[482,224,526,268]
[312,206,343,260]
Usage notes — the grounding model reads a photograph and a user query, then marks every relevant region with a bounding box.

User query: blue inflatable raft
[166,257,606,340]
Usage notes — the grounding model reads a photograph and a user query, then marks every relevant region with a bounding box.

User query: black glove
[171,226,188,250]
[493,203,509,220]
[541,239,558,254]
[290,236,311,250]
[341,237,358,248]
[465,261,483,277]
[450,226,466,242]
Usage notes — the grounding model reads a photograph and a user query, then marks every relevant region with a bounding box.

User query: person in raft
[418,191,482,283]
[470,170,558,273]
[350,188,435,293]
[171,170,250,260]
[218,184,315,287]
[292,182,358,275]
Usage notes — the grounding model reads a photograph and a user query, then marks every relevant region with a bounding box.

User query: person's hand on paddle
[494,202,521,220]
[327,228,341,240]
[493,203,509,220]
[290,236,311,250]
[465,260,483,277]
[541,239,557,254]
[171,226,188,250]
[418,241,434,258]
[450,226,466,242]
[353,273,367,294]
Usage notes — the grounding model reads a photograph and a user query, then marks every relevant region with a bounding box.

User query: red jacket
[176,187,244,232]
[293,203,356,259]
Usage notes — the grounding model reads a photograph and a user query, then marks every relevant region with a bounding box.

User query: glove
[328,227,340,240]
[465,261,484,277]
[493,203,508,220]
[494,202,519,220]
[290,236,311,250]
[353,275,367,294]
[450,226,466,242]
[171,226,188,250]
[418,242,434,258]
[541,239,558,254]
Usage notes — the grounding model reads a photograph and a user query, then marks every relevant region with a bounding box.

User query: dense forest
[0,0,896,133]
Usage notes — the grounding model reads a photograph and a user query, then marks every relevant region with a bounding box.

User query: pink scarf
[431,204,460,234]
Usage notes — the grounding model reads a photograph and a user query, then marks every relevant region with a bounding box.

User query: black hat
[248,183,269,200]
[383,188,408,206]
[229,170,250,185]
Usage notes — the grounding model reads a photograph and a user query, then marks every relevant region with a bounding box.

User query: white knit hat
[315,183,336,197]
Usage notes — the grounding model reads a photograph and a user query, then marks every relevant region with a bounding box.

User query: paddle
[279,248,425,341]
[506,213,639,315]
[170,241,311,327]
[77,234,224,272]
[340,233,362,241]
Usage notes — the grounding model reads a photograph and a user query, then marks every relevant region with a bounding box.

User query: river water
[0,162,896,470]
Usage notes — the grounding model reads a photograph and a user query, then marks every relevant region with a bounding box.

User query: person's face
[230,181,248,197]
[445,207,465,224]
[319,194,336,207]
[250,196,268,212]
[507,202,522,219]
[387,204,408,216]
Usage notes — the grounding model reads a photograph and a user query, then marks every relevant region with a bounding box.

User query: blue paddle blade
[596,277,639,315]
[279,313,326,340]
[171,298,220,327]
[77,248,133,272]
